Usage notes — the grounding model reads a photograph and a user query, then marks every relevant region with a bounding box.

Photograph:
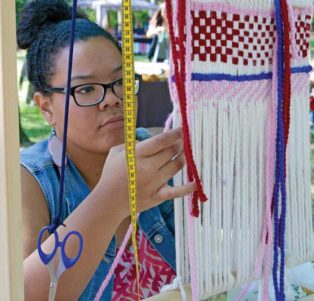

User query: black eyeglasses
[44,74,142,107]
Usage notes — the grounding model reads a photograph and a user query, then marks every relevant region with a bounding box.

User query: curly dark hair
[17,0,121,94]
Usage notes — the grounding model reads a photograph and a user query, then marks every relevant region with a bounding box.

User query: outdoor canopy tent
[78,0,158,26]
[78,0,157,10]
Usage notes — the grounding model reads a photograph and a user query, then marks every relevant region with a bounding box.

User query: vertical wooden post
[0,0,24,300]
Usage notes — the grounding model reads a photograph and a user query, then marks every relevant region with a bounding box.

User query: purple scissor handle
[37,226,83,301]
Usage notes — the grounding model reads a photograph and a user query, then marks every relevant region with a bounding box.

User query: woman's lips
[100,117,124,129]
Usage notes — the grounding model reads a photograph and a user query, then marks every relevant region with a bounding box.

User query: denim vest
[20,128,175,300]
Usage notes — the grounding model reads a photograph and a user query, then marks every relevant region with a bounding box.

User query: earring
[48,129,67,167]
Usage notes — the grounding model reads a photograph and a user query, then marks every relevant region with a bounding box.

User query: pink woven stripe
[192,1,273,17]
[292,6,313,16]
[187,75,306,110]
[192,1,312,17]
[292,72,310,92]
[189,80,272,109]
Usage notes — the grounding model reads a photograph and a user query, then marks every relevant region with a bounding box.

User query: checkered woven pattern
[295,13,311,58]
[191,10,311,65]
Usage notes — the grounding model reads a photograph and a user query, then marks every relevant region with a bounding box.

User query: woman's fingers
[136,128,182,157]
[156,151,186,183]
[151,140,183,170]
[157,182,195,201]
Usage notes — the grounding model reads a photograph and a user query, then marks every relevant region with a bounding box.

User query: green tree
[15,0,96,146]
[16,0,28,24]
[80,7,96,22]
[16,0,32,145]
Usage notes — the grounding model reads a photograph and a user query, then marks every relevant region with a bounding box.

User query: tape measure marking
[122,0,140,299]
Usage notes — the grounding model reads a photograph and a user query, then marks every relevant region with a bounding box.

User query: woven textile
[167,0,314,299]
[112,230,176,300]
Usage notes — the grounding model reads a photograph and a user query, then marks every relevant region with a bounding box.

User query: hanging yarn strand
[165,0,207,217]
[281,0,292,151]
[279,0,292,297]
[273,0,287,299]
[50,0,77,233]
[167,0,313,299]
[184,0,199,299]
[262,41,278,301]
[36,2,84,300]
[177,0,200,209]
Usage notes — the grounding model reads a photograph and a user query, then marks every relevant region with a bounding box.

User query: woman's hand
[95,128,195,220]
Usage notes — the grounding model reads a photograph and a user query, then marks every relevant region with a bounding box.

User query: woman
[146,3,170,62]
[18,0,194,300]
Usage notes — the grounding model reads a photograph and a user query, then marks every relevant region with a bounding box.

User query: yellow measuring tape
[122,0,140,299]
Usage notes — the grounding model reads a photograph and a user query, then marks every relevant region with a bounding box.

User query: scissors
[38,226,83,301]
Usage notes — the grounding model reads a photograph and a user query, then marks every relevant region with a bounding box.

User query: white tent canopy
[78,0,157,10]
[78,0,158,28]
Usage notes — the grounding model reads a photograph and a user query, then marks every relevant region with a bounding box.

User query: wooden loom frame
[0,0,24,300]
[1,1,313,301]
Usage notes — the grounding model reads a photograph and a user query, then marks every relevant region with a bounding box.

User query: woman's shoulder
[20,139,53,172]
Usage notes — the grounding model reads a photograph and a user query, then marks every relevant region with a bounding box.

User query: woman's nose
[98,89,122,111]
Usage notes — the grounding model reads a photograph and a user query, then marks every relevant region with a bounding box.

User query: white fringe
[172,75,314,299]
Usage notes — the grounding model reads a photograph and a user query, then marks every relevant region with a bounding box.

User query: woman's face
[44,36,127,155]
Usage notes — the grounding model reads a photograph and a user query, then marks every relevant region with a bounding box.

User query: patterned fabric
[294,13,312,58]
[191,10,311,64]
[112,230,176,300]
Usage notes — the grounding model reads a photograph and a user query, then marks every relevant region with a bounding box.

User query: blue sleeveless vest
[20,128,175,300]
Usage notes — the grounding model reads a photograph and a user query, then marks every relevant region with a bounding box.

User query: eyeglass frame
[44,73,142,107]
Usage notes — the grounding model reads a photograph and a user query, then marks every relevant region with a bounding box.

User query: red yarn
[165,0,207,217]
[281,0,291,171]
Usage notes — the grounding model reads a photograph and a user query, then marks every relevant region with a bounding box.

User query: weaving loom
[163,0,314,300]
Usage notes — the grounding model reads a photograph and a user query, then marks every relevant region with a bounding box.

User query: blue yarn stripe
[273,0,286,300]
[190,66,311,82]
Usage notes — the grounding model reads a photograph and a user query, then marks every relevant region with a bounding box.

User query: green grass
[20,103,51,145]
[17,50,51,146]
[134,54,150,62]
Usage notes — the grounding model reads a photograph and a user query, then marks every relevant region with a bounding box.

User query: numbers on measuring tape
[122,0,140,298]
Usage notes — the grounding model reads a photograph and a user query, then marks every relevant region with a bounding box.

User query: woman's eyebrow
[71,75,94,82]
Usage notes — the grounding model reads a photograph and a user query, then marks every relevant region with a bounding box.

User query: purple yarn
[51,0,78,232]
[273,0,286,300]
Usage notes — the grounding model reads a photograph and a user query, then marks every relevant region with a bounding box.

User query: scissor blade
[48,281,58,301]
